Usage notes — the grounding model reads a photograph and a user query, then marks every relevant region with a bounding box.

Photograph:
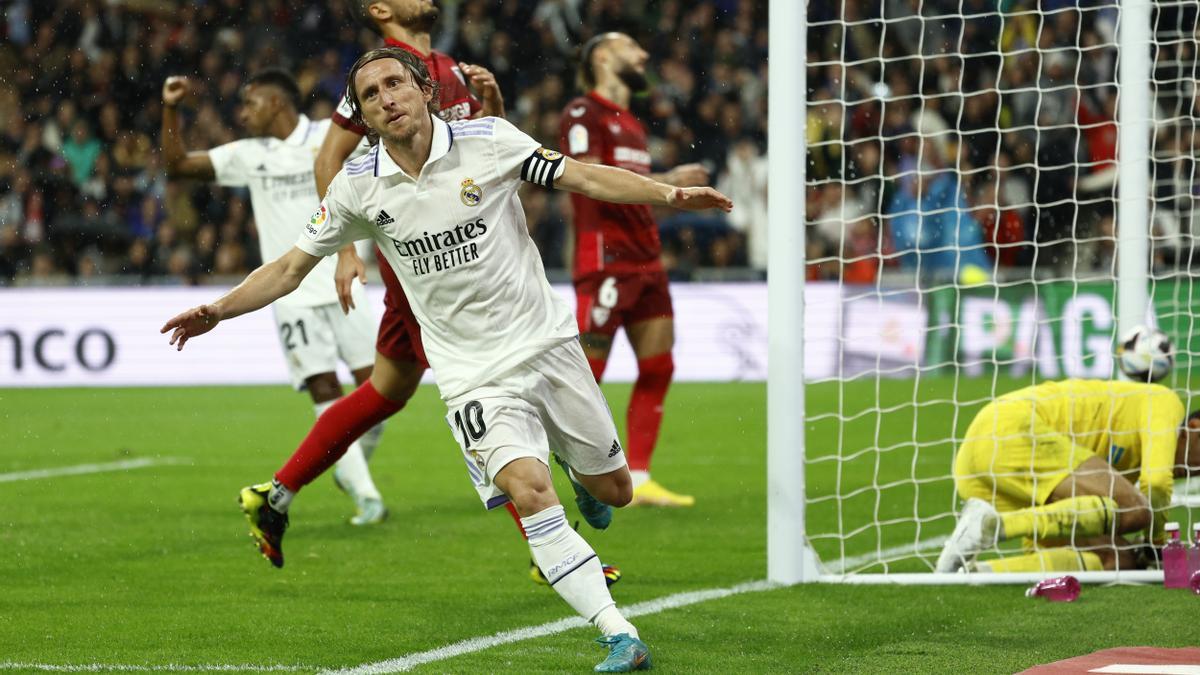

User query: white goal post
[769,0,1198,584]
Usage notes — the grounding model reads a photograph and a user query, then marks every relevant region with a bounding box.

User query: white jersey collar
[375,115,452,178]
[283,115,314,145]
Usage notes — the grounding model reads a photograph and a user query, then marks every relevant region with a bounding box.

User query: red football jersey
[560,92,662,279]
[332,38,481,134]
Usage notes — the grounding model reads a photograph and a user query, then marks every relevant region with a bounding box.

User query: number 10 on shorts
[454,400,487,449]
[452,400,488,488]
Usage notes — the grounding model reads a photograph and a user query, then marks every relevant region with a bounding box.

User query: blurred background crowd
[5,1,1197,289]
[0,0,768,286]
[805,0,1199,285]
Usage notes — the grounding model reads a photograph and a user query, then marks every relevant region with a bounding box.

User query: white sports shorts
[443,339,628,509]
[271,293,376,390]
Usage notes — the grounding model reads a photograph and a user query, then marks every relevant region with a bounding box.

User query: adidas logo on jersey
[608,440,622,458]
[375,210,395,226]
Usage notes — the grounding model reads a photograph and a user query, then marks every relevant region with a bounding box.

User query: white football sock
[268,478,294,513]
[314,401,382,502]
[522,505,637,637]
[629,470,650,489]
[358,422,386,462]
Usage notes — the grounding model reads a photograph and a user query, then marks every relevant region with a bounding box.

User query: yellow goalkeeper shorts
[952,399,1094,512]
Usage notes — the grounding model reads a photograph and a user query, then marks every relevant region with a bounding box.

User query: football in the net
[1116,325,1174,383]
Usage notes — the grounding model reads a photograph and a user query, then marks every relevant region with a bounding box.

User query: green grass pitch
[1,380,1196,673]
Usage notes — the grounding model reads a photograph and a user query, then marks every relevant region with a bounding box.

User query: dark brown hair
[343,0,381,36]
[576,33,618,92]
[245,68,301,109]
[345,47,441,133]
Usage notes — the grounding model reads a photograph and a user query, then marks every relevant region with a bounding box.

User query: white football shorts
[443,339,628,509]
[271,291,376,390]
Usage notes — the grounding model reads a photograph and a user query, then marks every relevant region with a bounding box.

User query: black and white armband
[521,147,566,189]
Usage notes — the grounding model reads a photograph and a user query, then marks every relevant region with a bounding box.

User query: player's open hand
[162,76,191,107]
[335,248,367,314]
[459,62,502,105]
[665,163,710,187]
[667,187,733,213]
[161,304,222,351]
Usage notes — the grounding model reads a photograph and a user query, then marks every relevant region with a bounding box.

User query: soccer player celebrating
[560,33,711,507]
[159,71,389,525]
[267,0,618,587]
[162,47,731,671]
[936,379,1200,573]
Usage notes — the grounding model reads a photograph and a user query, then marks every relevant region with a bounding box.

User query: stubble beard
[377,116,421,149]
[616,65,649,94]
[405,6,439,34]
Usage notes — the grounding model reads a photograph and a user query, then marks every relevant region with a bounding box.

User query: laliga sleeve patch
[568,123,589,155]
[520,147,566,189]
[305,203,329,239]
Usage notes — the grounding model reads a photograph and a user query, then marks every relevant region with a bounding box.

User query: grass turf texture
[0,380,1195,673]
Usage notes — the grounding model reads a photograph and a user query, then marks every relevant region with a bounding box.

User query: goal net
[795,0,1200,582]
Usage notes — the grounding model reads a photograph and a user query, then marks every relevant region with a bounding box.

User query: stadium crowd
[806,0,1197,285]
[0,0,767,286]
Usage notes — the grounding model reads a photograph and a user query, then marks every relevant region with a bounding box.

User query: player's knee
[306,372,342,403]
[601,472,633,507]
[509,482,558,516]
[637,352,674,382]
[371,358,422,403]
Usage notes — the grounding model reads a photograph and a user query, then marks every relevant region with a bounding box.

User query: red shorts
[574,270,673,337]
[375,247,429,368]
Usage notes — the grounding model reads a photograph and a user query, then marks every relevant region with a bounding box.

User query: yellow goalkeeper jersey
[995,379,1183,513]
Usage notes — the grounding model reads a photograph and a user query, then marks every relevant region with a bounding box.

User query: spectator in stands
[0,2,741,282]
[886,154,992,284]
[718,138,768,271]
[61,119,102,186]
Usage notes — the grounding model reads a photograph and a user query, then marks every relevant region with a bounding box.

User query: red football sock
[504,501,527,539]
[586,356,608,382]
[626,353,674,472]
[275,380,404,490]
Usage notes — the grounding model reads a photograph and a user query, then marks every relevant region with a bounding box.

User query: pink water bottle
[1188,524,1200,578]
[1191,570,1200,596]
[1025,575,1081,602]
[1163,522,1189,589]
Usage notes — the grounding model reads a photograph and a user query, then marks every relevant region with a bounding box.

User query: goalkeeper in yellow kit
[936,379,1200,573]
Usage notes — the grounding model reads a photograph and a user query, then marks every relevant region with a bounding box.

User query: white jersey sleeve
[295,174,372,258]
[207,139,259,188]
[490,118,566,189]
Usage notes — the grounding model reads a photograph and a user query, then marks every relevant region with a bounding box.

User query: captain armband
[520,147,566,189]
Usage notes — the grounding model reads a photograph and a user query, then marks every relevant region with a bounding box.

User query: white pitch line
[0,544,942,674]
[327,579,776,675]
[0,663,309,672]
[0,457,187,484]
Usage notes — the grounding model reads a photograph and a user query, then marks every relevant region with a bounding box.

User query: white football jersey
[210,116,362,309]
[296,116,576,400]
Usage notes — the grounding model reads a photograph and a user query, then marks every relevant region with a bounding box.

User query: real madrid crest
[460,178,483,207]
[537,147,563,161]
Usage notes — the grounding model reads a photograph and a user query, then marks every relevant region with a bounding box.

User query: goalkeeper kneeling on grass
[936,379,1200,573]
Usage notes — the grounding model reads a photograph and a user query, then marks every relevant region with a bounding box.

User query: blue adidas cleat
[594,633,652,672]
[554,455,612,530]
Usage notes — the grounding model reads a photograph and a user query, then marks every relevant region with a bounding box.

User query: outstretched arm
[160,76,216,180]
[555,156,732,212]
[161,247,322,350]
[650,163,710,187]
